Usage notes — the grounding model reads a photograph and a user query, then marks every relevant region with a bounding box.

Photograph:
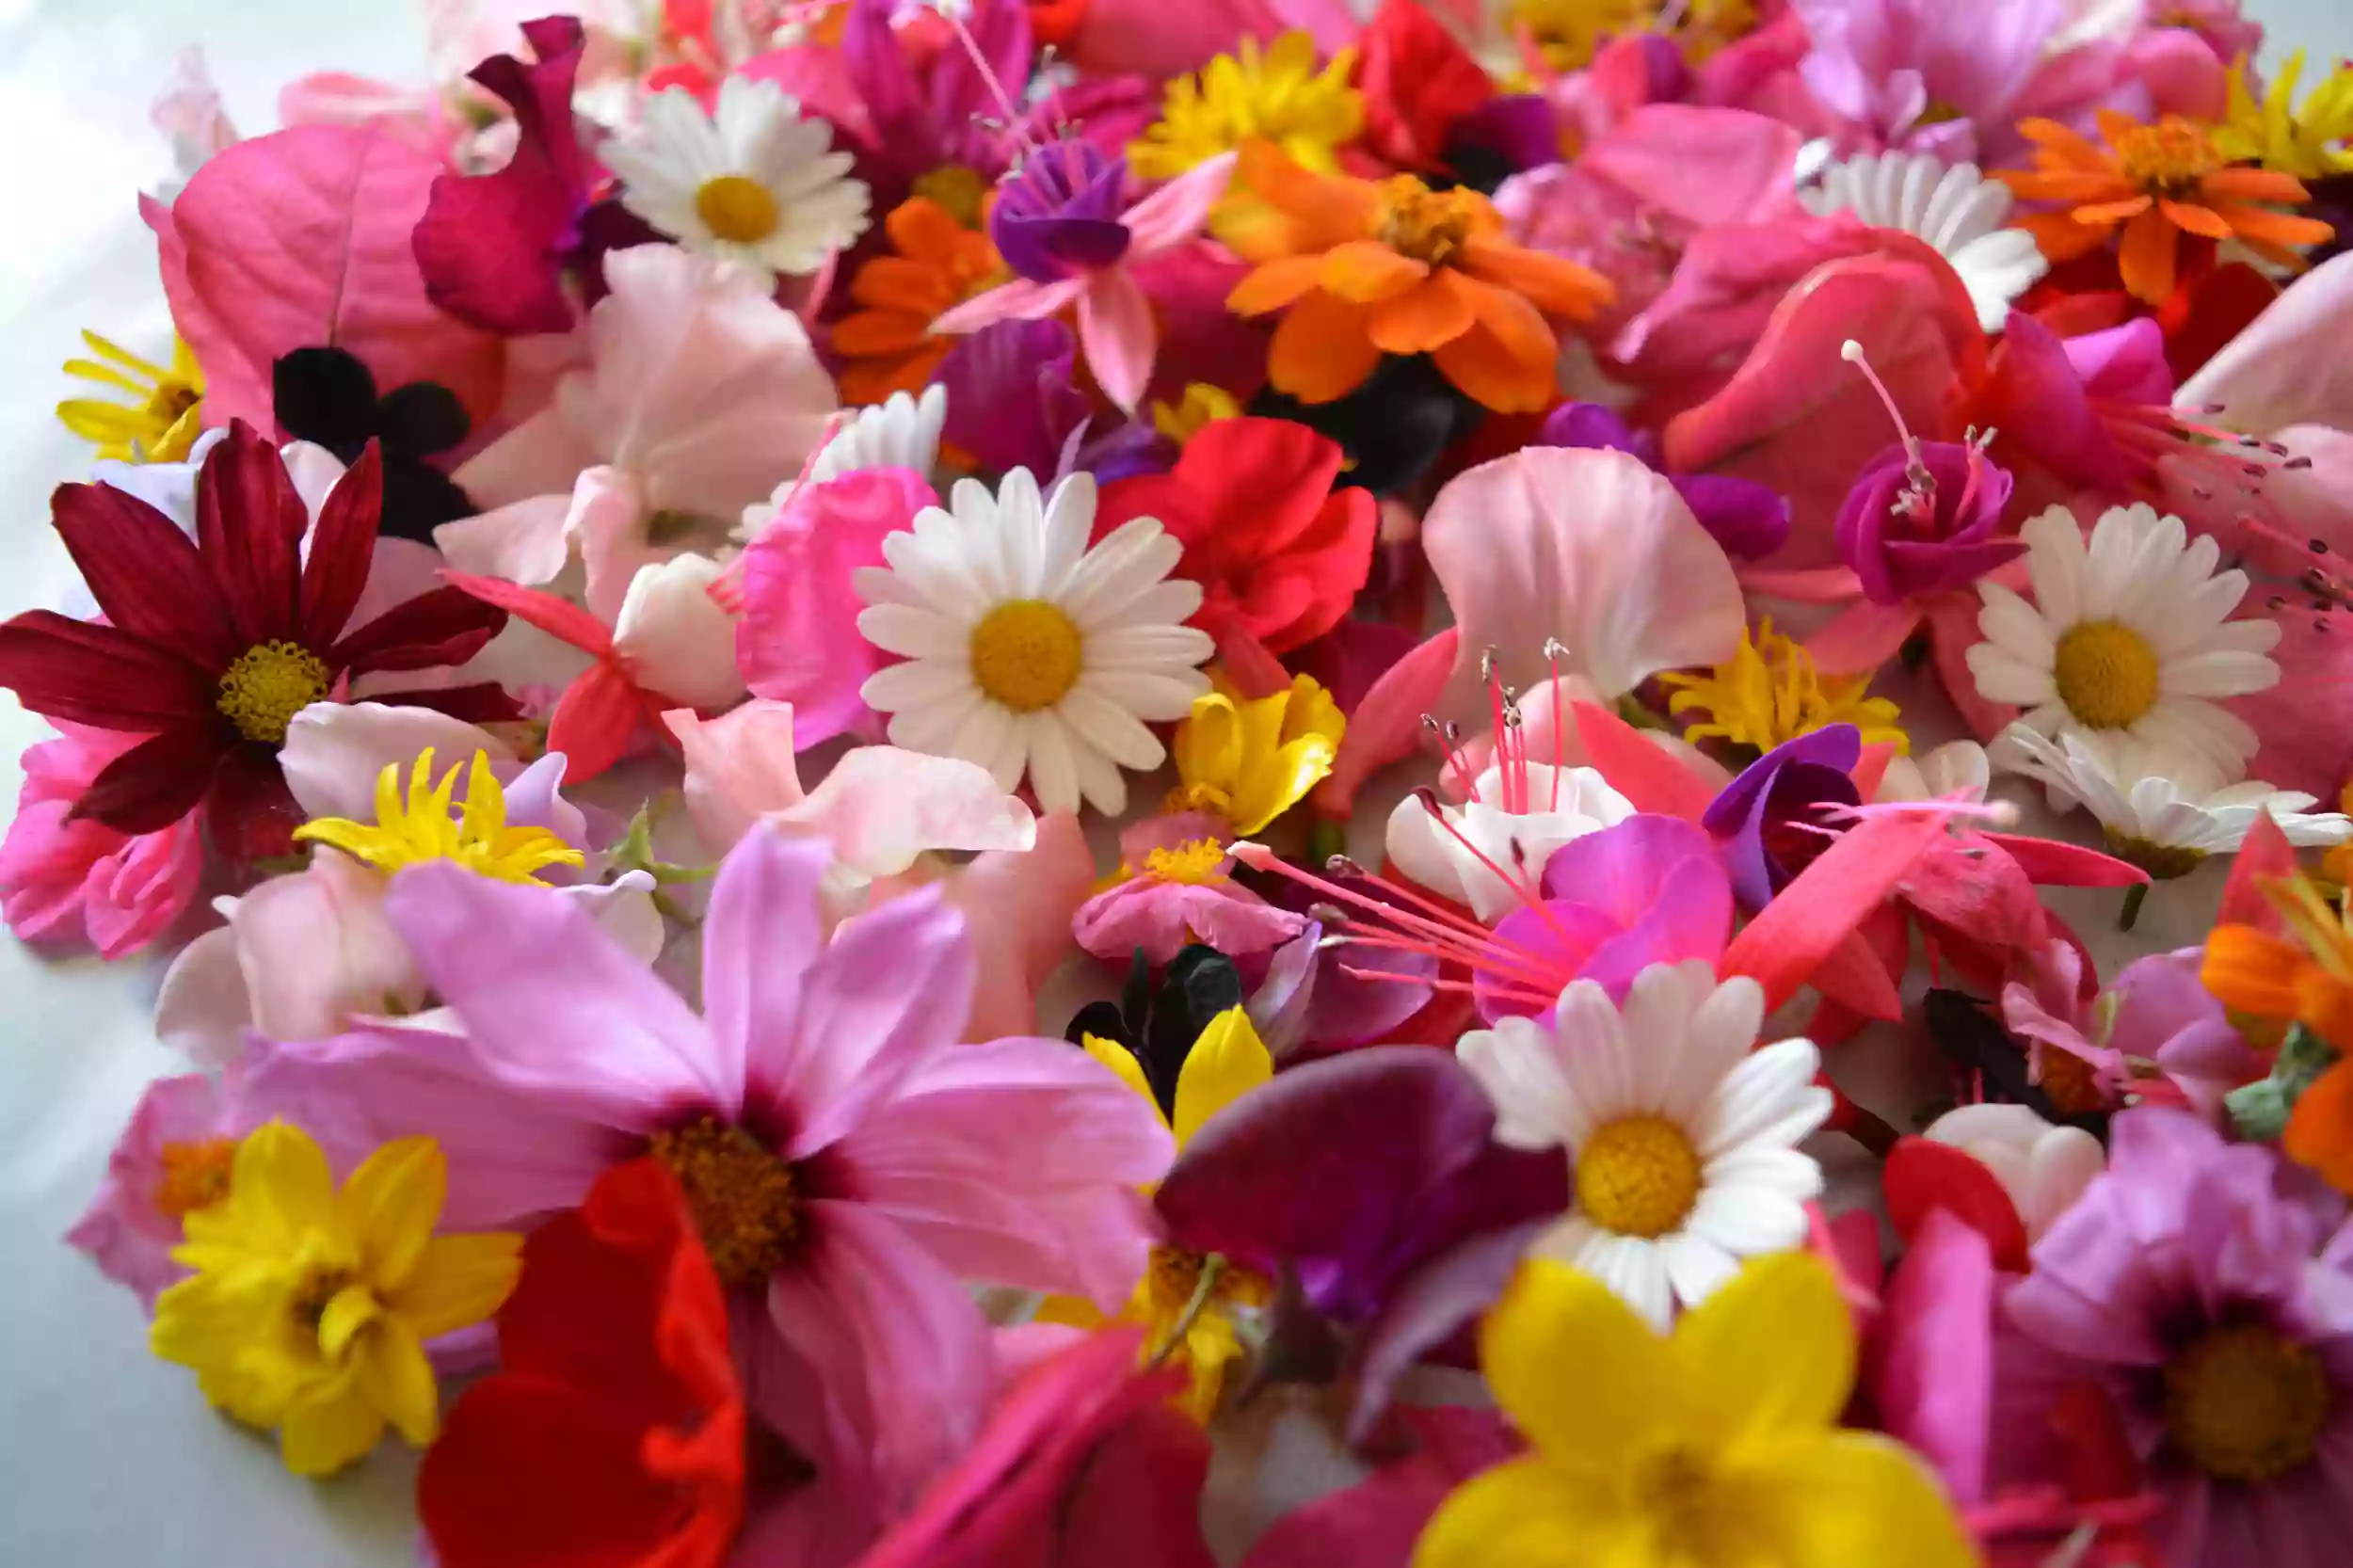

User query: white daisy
[1454,961,1832,1330]
[853,468,1215,816]
[1385,763,1634,923]
[603,77,871,287]
[1801,151,2048,332]
[735,386,948,541]
[1965,504,2281,782]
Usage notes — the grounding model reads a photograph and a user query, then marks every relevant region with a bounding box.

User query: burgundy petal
[50,481,238,668]
[205,744,300,863]
[1349,1222,1545,1444]
[329,586,509,675]
[72,724,227,835]
[197,421,308,644]
[376,682,525,725]
[0,612,216,728]
[298,440,384,647]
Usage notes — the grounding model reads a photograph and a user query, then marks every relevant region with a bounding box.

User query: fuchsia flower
[0,723,201,959]
[241,827,1172,1508]
[64,1073,247,1309]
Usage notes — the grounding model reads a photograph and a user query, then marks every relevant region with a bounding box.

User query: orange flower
[830,198,1006,408]
[1222,140,1611,413]
[1998,109,2333,306]
[2202,874,2353,1192]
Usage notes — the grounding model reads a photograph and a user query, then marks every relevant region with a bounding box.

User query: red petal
[50,481,238,669]
[1722,808,1949,1013]
[1982,832,2150,889]
[1809,930,1904,1020]
[440,568,614,655]
[1882,1138,2030,1273]
[548,664,648,781]
[0,612,216,728]
[204,744,299,863]
[1313,627,1458,818]
[196,422,308,645]
[2217,811,2296,931]
[1571,701,1715,822]
[71,725,224,835]
[375,682,524,725]
[330,585,509,675]
[1216,620,1292,701]
[299,440,384,648]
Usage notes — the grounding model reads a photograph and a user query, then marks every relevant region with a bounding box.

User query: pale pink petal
[1121,152,1238,254]
[665,700,808,856]
[696,826,833,1106]
[432,492,577,586]
[788,746,1035,883]
[1077,269,1160,415]
[153,927,252,1068]
[279,700,516,820]
[931,275,1092,335]
[64,1073,238,1308]
[612,553,747,711]
[941,812,1096,1042]
[450,407,599,510]
[233,850,426,1045]
[1805,600,1925,676]
[567,465,664,625]
[2179,249,2353,436]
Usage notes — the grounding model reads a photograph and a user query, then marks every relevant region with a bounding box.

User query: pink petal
[665,700,808,856]
[789,746,1035,882]
[943,812,1097,1043]
[1870,1208,1995,1505]
[1721,808,1952,1013]
[153,928,252,1068]
[1572,700,1715,822]
[1316,627,1458,819]
[2178,250,2353,436]
[931,275,1091,335]
[278,700,515,821]
[232,849,426,1044]
[1077,268,1160,415]
[448,408,599,512]
[1806,600,1924,676]
[1121,152,1238,254]
[1738,563,1865,602]
[567,465,662,625]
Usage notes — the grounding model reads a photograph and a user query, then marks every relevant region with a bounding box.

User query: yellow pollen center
[911,164,990,230]
[2165,1323,2332,1483]
[1144,838,1229,885]
[1164,779,1237,823]
[1145,1244,1270,1315]
[969,600,1083,713]
[1375,176,1482,267]
[2051,620,2161,729]
[154,1137,237,1219]
[2116,118,2224,192]
[648,1116,801,1288]
[216,640,331,744]
[695,174,783,244]
[1576,1115,1703,1239]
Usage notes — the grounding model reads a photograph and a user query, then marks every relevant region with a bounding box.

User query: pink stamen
[1334,929,1567,995]
[943,10,1040,160]
[1419,715,1482,802]
[1842,340,1935,504]
[1544,638,1568,812]
[1340,965,1561,1010]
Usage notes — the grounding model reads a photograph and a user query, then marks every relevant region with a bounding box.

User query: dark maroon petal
[71,724,226,835]
[329,587,509,675]
[49,481,239,668]
[373,682,524,725]
[205,744,299,863]
[299,441,384,648]
[0,611,216,728]
[1349,1222,1546,1444]
[197,421,308,644]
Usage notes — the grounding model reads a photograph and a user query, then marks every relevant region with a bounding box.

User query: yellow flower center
[648,1116,801,1289]
[969,600,1083,712]
[2165,1323,2332,1483]
[2116,117,2225,193]
[911,163,991,230]
[2103,829,2210,883]
[1144,838,1230,885]
[1375,177,1485,267]
[1576,1115,1703,1239]
[1659,618,1909,753]
[2052,619,2162,729]
[293,748,585,886]
[216,640,331,744]
[289,1265,360,1335]
[154,1137,237,1219]
[1164,779,1237,823]
[1146,1244,1270,1315]
[695,174,783,244]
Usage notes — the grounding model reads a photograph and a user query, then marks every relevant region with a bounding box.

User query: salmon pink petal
[1870,1207,1996,1505]
[933,275,1092,335]
[1122,151,1238,253]
[1317,628,1457,817]
[665,701,808,856]
[1077,268,1158,415]
[1571,701,1717,822]
[790,747,1035,883]
[1721,808,1953,1013]
[945,812,1097,1043]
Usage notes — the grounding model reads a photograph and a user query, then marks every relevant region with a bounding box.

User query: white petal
[1683,1184,1809,1256]
[1692,1039,1829,1159]
[1056,683,1167,771]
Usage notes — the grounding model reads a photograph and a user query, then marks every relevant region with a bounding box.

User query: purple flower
[841,0,1032,200]
[1703,726,1864,911]
[1835,439,2020,604]
[1792,0,2067,165]
[936,319,1094,476]
[1537,401,1789,559]
[991,140,1133,283]
[1251,907,1437,1060]
[1996,1108,2353,1568]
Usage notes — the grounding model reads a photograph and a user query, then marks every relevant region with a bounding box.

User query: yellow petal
[1033,1292,1113,1330]
[1721,1432,1977,1568]
[457,750,505,844]
[1672,1252,1854,1458]
[279,1376,388,1477]
[337,1136,447,1286]
[382,1230,522,1339]
[355,1315,440,1447]
[1413,1456,1637,1568]
[1172,1007,1273,1148]
[1080,1033,1160,1118]
[1481,1256,1673,1469]
[316,1283,383,1361]
[185,1122,334,1256]
[1174,692,1242,792]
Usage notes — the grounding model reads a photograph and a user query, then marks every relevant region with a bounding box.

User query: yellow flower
[2216,50,2353,180]
[1507,0,1755,74]
[149,1123,521,1477]
[1415,1252,1974,1568]
[1130,32,1365,183]
[1151,382,1243,446]
[294,748,585,886]
[57,331,205,462]
[1039,1008,1275,1421]
[1168,671,1347,835]
[1657,619,1908,754]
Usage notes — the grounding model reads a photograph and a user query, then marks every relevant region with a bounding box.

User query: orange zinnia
[1223,140,1612,413]
[830,197,1006,408]
[2202,874,2353,1192]
[1998,109,2334,306]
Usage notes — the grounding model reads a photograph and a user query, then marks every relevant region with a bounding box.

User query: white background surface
[3,3,2351,1563]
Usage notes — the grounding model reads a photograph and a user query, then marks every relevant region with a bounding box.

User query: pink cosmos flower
[239,826,1172,1508]
[1072,833,1305,966]
[63,1072,246,1310]
[0,724,202,959]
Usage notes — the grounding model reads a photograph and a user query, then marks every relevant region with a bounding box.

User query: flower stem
[2120,882,2149,932]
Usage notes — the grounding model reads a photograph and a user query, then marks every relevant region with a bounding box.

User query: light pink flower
[63,1073,246,1309]
[1072,835,1305,965]
[239,827,1172,1506]
[0,725,202,960]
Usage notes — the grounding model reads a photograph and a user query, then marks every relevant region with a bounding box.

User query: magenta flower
[1999,942,2264,1122]
[840,0,1032,205]
[0,723,202,960]
[65,1073,246,1309]
[1073,835,1305,966]
[1704,727,1865,912]
[240,826,1172,1507]
[1792,0,2066,164]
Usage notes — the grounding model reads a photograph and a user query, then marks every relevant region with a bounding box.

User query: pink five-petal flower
[238,826,1171,1508]
[0,723,202,959]
[64,1072,248,1310]
[1072,851,1305,966]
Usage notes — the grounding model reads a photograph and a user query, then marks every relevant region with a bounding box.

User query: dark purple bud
[989,140,1131,282]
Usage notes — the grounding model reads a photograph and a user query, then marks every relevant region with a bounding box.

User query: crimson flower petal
[298,440,384,648]
[328,584,508,676]
[373,681,525,726]
[0,612,216,729]
[196,421,307,644]
[49,481,238,670]
[72,725,225,835]
[204,744,300,863]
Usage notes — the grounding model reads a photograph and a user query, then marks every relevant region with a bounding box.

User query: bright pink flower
[1072,839,1305,966]
[0,724,202,959]
[64,1073,246,1309]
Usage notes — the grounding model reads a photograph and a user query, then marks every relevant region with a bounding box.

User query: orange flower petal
[1319,241,1429,303]
[2092,107,2142,150]
[2159,198,2233,240]
[2072,195,2154,225]
[2202,168,2313,204]
[2017,211,2114,262]
[1240,139,1379,251]
[2207,203,2337,248]
[1998,169,2137,204]
[1227,253,1328,316]
[2285,1059,2353,1193]
[1268,290,1382,403]
[2117,204,2179,305]
[1432,322,1554,413]
[838,344,949,408]
[1368,270,1478,355]
[1460,237,1613,321]
[2016,117,2112,168]
[1461,275,1556,367]
[852,258,952,313]
[886,198,963,256]
[2201,925,2306,1017]
[830,311,931,356]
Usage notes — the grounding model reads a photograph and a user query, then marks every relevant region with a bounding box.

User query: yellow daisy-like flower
[149,1123,522,1477]
[1130,32,1364,183]
[1151,382,1244,447]
[1657,619,1909,755]
[1038,1008,1275,1422]
[57,331,205,463]
[294,748,586,886]
[1415,1252,1975,1568]
[2216,50,2353,180]
[1167,670,1346,836]
[1505,0,1756,75]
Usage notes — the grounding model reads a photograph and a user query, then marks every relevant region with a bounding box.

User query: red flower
[1096,418,1376,656]
[0,423,512,860]
[1354,0,1495,174]
[420,1159,744,1568]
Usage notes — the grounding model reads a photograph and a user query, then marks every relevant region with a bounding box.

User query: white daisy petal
[1658,1231,1742,1308]
[1693,1039,1831,1159]
[1058,683,1170,772]
[1023,712,1081,819]
[1684,1185,1809,1256]
[855,603,969,661]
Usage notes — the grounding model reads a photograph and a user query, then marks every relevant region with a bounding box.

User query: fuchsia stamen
[1545,638,1569,812]
[1843,339,1937,519]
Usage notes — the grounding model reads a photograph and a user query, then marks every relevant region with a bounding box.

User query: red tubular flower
[1096,417,1376,656]
[420,1158,744,1568]
[0,422,512,860]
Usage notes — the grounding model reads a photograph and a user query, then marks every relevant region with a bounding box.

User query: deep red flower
[420,1158,744,1568]
[1095,417,1376,655]
[0,422,512,860]
[1353,0,1494,174]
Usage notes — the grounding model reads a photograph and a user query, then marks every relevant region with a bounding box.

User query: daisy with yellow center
[57,330,204,462]
[1967,504,2280,784]
[853,469,1216,816]
[293,748,585,886]
[1167,671,1345,836]
[2216,49,2353,181]
[1454,961,1832,1329]
[1130,32,1365,182]
[149,1123,522,1477]
[1658,618,1909,755]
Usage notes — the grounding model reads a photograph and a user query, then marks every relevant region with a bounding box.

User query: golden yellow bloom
[295,748,585,886]
[1415,1253,1974,1568]
[1130,32,1364,182]
[57,331,204,462]
[1151,382,1244,446]
[1506,0,1755,74]
[2216,50,2353,180]
[1038,1008,1274,1421]
[1657,619,1908,754]
[1168,671,1346,835]
[150,1124,521,1476]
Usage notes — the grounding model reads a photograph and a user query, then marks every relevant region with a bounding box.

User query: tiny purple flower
[990,140,1132,283]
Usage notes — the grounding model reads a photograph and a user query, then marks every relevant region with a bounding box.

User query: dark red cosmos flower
[420,1158,744,1568]
[1096,417,1376,656]
[0,422,513,861]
